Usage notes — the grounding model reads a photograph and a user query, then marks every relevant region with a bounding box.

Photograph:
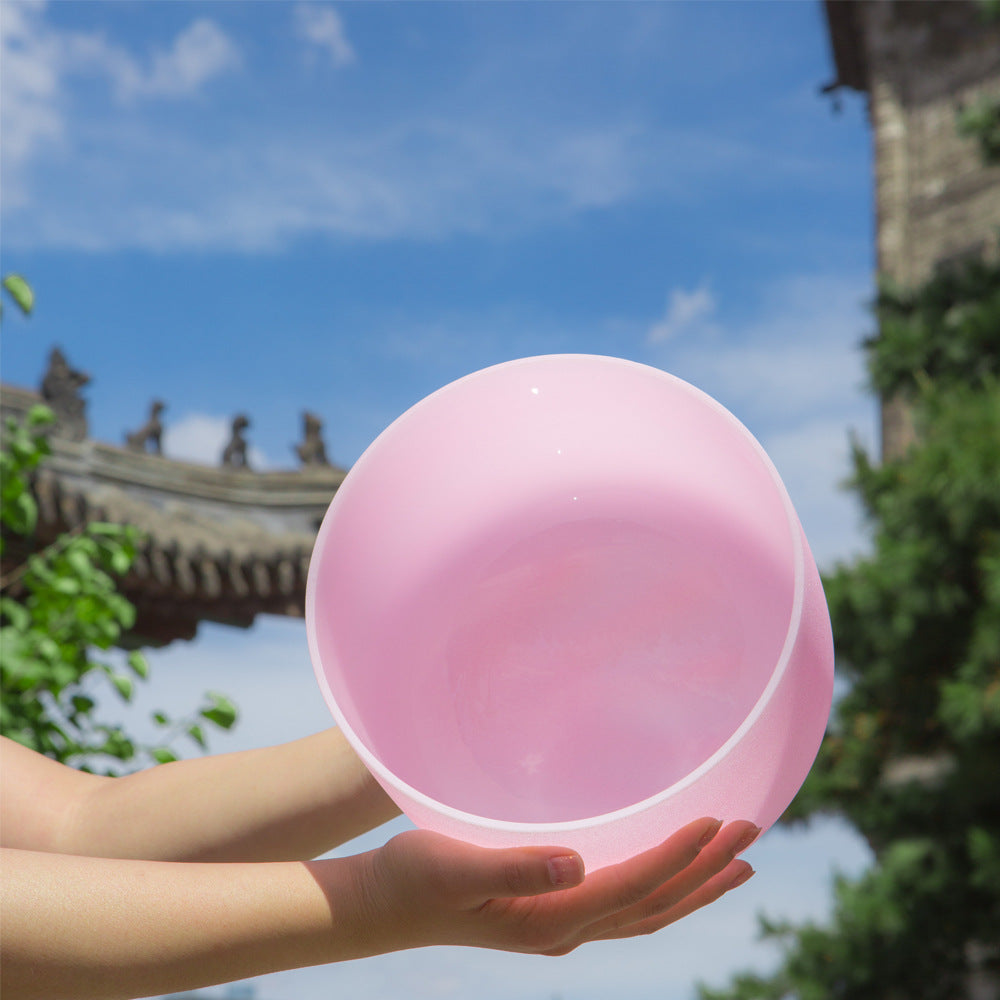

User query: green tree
[703,7,1000,991]
[699,257,1000,1000]
[1,278,237,771]
[957,2,1000,165]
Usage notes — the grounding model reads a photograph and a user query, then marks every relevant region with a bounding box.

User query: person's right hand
[347,816,759,957]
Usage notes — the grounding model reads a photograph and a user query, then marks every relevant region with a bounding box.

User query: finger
[548,816,724,927]
[588,859,755,943]
[571,819,759,940]
[443,840,587,903]
[643,818,759,906]
[378,829,587,914]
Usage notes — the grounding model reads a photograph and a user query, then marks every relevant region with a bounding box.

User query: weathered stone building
[824,0,1000,458]
[824,9,1000,998]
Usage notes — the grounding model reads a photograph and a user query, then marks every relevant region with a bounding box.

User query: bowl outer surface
[306,355,834,870]
[374,523,832,871]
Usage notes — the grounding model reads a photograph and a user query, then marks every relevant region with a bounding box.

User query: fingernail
[697,818,724,850]
[547,854,584,887]
[728,865,755,890]
[732,824,762,856]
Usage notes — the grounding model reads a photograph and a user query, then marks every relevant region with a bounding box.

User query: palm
[378,818,757,955]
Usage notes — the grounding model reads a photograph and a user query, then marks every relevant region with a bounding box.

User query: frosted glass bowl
[307,355,834,870]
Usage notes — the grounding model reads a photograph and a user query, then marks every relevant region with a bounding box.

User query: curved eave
[2,383,346,645]
[824,0,869,93]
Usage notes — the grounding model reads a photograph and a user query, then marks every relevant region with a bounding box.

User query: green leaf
[35,635,61,665]
[7,490,38,535]
[200,691,238,730]
[52,576,82,596]
[150,748,178,765]
[2,274,34,315]
[186,724,207,750]
[0,597,31,631]
[71,695,95,715]
[116,601,137,631]
[97,730,135,763]
[108,547,133,576]
[152,711,170,727]
[10,436,41,464]
[128,651,149,679]
[110,673,134,702]
[65,547,97,580]
[26,405,55,429]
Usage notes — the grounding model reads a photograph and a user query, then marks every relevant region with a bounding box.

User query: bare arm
[0,731,400,862]
[0,846,353,1000]
[1,817,755,1000]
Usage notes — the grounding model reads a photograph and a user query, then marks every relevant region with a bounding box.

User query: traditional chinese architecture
[823,0,1000,458]
[1,348,345,645]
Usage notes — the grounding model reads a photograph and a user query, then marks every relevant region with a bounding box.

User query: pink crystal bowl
[307,355,834,870]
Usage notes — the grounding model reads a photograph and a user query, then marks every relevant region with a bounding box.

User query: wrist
[304,849,408,961]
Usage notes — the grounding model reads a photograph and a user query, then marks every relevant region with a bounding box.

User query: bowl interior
[309,357,797,824]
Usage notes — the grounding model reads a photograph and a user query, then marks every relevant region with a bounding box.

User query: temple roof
[1,381,345,645]
[823,0,868,93]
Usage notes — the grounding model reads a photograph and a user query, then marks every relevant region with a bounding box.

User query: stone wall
[864,1,1000,289]
[830,0,1000,459]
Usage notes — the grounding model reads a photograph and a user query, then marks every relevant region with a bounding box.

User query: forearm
[0,846,370,1000]
[69,729,400,862]
[1,821,761,1000]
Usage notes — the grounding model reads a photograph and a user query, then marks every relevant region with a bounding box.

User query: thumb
[449,843,586,902]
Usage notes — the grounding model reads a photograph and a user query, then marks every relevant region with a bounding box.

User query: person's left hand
[342,816,758,957]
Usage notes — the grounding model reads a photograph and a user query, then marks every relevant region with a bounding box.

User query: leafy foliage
[1,280,238,771]
[700,261,1000,996]
[958,97,1000,166]
[702,69,1000,997]
[1,408,239,770]
[865,257,1000,399]
[955,2,1000,165]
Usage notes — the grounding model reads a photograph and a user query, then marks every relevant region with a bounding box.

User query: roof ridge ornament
[221,413,252,470]
[40,346,89,442]
[294,409,331,468]
[125,399,165,455]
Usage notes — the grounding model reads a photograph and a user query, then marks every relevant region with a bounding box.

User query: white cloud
[647,281,717,343]
[763,417,874,568]
[0,1,240,187]
[163,412,270,470]
[648,271,878,567]
[0,0,64,199]
[0,4,838,255]
[2,113,646,252]
[294,4,355,67]
[115,18,241,102]
[661,273,873,422]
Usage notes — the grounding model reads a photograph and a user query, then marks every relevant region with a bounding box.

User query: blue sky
[2,2,877,998]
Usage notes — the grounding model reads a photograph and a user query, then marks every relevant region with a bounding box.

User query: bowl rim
[306,353,806,833]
